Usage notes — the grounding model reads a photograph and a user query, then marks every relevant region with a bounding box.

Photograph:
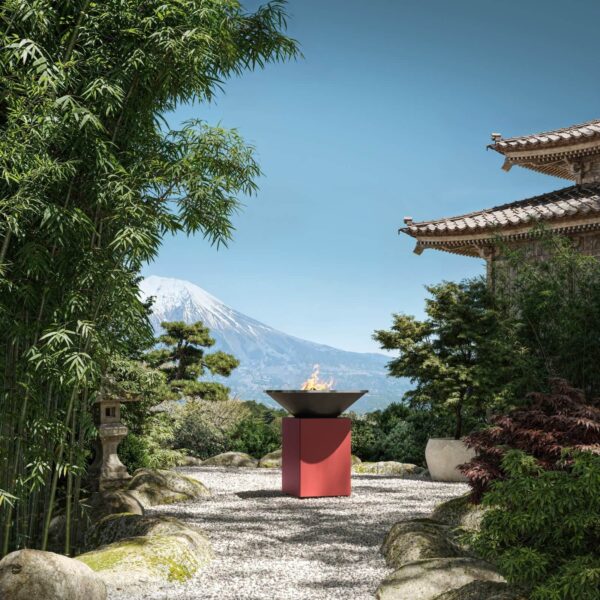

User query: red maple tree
[461,378,600,501]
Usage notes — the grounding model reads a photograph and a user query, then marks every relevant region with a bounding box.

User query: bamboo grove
[0,0,297,555]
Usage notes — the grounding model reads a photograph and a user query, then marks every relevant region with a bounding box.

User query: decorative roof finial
[491,132,502,142]
[403,216,413,225]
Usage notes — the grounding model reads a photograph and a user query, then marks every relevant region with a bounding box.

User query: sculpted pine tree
[147,321,239,401]
[374,278,527,440]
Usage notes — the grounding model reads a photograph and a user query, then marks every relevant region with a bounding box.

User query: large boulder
[433,581,526,600]
[77,525,213,587]
[127,468,210,507]
[202,451,258,468]
[376,557,505,600]
[381,519,459,568]
[89,489,145,517]
[431,495,487,532]
[79,513,213,588]
[258,449,282,468]
[85,513,207,550]
[178,455,204,467]
[0,549,106,600]
[48,490,144,552]
[353,461,425,477]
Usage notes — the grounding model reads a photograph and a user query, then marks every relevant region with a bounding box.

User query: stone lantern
[89,378,139,491]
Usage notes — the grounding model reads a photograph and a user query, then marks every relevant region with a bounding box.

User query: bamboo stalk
[63,0,91,63]
[41,386,78,550]
[0,231,11,267]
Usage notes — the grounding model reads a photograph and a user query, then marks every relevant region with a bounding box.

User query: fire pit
[265,365,368,498]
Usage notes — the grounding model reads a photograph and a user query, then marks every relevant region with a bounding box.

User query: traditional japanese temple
[401,120,600,276]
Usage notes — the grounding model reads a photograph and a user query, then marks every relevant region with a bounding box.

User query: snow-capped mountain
[140,276,408,412]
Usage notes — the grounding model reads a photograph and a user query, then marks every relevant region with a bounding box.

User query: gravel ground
[109,467,467,600]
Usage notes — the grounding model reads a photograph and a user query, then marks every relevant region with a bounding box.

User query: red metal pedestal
[282,417,351,498]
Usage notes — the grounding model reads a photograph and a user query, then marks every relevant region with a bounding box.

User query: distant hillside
[140,276,408,412]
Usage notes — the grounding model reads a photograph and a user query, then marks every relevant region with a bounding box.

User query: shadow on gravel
[236,489,285,499]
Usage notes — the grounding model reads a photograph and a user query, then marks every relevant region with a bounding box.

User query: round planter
[425,438,475,482]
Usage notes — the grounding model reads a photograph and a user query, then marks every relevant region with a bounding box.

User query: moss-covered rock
[202,451,258,467]
[77,527,213,587]
[89,490,145,518]
[0,549,106,600]
[258,449,282,468]
[352,461,424,476]
[433,580,526,600]
[381,518,459,568]
[85,513,206,550]
[178,455,204,467]
[127,468,210,507]
[431,494,487,532]
[376,557,505,600]
[351,454,362,465]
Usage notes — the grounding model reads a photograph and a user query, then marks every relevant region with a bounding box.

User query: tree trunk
[454,402,463,440]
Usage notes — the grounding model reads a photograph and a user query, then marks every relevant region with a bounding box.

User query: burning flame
[301,364,334,391]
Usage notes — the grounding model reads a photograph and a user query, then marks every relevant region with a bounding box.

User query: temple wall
[579,155,600,184]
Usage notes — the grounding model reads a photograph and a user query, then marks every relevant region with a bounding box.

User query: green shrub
[469,450,600,600]
[172,398,250,459]
[119,414,185,472]
[349,404,473,466]
[230,417,281,458]
[119,433,149,472]
[376,421,423,465]
[350,414,378,460]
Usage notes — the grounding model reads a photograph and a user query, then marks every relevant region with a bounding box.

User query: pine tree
[147,321,239,401]
[374,278,531,439]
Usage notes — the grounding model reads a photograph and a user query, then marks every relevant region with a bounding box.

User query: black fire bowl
[264,390,368,418]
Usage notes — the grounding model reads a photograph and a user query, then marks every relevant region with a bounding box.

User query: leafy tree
[469,450,600,600]
[497,232,600,398]
[0,0,297,555]
[147,320,239,401]
[374,278,529,439]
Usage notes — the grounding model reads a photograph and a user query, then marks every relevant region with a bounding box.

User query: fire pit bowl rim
[264,389,368,393]
[264,389,368,418]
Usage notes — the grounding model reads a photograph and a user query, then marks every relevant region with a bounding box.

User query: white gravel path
[110,467,467,600]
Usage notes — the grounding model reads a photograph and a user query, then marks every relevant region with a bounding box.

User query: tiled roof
[402,185,600,238]
[491,120,600,153]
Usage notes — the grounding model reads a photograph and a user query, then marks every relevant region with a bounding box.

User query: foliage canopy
[147,320,239,401]
[496,232,600,398]
[374,278,529,438]
[462,378,600,501]
[0,0,297,555]
[470,450,600,600]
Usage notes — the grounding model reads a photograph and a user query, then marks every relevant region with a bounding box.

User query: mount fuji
[140,276,408,412]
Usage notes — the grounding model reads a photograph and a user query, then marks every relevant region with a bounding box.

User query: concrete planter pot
[425,438,475,482]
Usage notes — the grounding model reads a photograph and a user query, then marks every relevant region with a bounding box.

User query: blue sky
[143,0,600,353]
